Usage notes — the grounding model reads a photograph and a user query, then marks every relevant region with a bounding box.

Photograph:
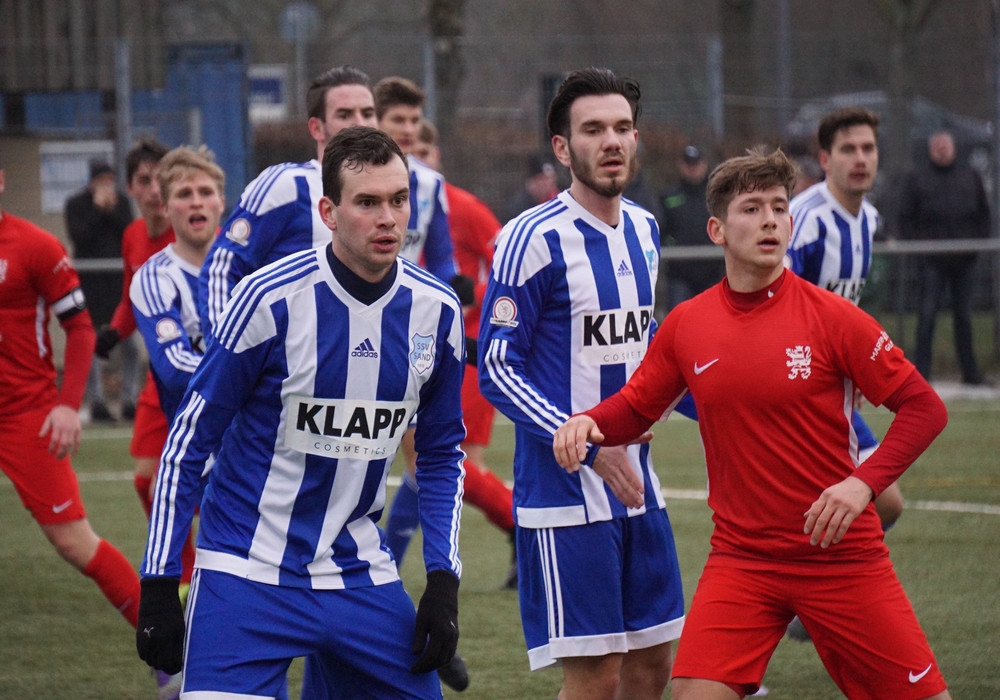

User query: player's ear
[707,217,725,246]
[551,135,570,169]
[818,149,830,173]
[307,117,325,145]
[318,196,337,233]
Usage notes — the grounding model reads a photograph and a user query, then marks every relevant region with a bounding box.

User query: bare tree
[426,0,466,144]
[872,0,938,176]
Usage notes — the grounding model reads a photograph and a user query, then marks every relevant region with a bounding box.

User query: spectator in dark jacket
[64,159,134,420]
[656,144,724,319]
[898,130,991,385]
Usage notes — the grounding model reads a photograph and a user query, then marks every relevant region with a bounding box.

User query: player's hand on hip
[39,404,82,458]
[410,570,460,674]
[136,577,185,675]
[591,444,646,509]
[804,475,874,548]
[552,415,603,472]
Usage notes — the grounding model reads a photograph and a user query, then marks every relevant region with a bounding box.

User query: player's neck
[569,182,620,227]
[172,238,212,268]
[725,263,784,293]
[828,181,864,217]
[147,215,171,238]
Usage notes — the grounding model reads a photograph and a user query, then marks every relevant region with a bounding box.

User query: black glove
[95,325,120,360]
[410,569,460,674]
[449,274,475,307]
[464,337,478,367]
[136,577,185,675]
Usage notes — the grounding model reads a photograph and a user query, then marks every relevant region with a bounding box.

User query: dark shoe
[962,376,994,387]
[121,402,136,420]
[437,652,469,692]
[90,401,115,422]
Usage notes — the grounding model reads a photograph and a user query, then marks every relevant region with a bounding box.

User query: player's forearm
[479,342,571,443]
[414,437,465,578]
[853,369,947,496]
[582,392,654,446]
[58,311,96,409]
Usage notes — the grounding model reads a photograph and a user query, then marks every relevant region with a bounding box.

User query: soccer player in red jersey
[553,148,952,700]
[92,140,198,589]
[0,159,141,631]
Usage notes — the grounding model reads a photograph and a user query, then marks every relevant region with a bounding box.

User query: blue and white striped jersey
[402,156,456,282]
[144,246,466,589]
[787,181,879,305]
[130,246,204,421]
[198,160,328,333]
[478,191,665,529]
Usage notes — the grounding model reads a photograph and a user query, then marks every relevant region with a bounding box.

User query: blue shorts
[517,508,685,670]
[181,569,441,699]
[853,411,879,455]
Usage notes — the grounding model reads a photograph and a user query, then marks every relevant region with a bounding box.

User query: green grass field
[1,398,998,699]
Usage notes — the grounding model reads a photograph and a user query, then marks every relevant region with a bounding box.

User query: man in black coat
[64,159,134,419]
[898,131,991,385]
[656,145,724,319]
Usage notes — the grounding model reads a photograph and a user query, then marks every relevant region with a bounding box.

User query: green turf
[1,400,997,698]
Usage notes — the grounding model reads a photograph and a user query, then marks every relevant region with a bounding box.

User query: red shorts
[672,555,947,700]
[130,378,169,459]
[461,364,495,446]
[0,407,88,525]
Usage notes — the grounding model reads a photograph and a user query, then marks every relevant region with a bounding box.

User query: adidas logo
[351,338,379,358]
[616,260,633,277]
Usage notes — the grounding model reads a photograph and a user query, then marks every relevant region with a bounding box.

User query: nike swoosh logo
[52,499,73,514]
[909,663,932,683]
[694,359,719,375]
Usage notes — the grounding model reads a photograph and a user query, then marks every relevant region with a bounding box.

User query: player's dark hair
[817,107,880,152]
[306,65,373,121]
[706,147,797,219]
[546,67,641,139]
[322,126,406,205]
[373,76,425,120]
[125,138,169,184]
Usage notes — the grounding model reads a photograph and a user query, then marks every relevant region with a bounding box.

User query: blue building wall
[15,43,251,213]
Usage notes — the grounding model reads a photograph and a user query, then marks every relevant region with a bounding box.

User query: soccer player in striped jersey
[197,65,378,334]
[129,145,225,700]
[786,107,905,532]
[373,76,457,283]
[131,146,224,423]
[479,68,684,699]
[554,147,951,700]
[136,127,465,699]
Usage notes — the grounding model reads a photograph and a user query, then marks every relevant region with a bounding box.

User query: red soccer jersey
[109,218,175,337]
[619,271,913,564]
[444,182,499,338]
[0,213,90,415]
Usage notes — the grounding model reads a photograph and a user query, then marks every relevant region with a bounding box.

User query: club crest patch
[409,333,435,375]
[225,218,252,246]
[155,318,183,343]
[489,296,519,328]
[786,344,812,379]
